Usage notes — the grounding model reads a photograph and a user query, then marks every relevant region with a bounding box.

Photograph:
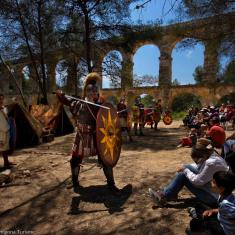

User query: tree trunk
[84,12,92,73]
[15,0,48,104]
[74,57,78,96]
[37,0,48,104]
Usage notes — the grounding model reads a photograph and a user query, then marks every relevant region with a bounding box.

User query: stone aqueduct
[0,12,235,107]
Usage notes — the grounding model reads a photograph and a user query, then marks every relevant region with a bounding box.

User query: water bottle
[187,207,197,219]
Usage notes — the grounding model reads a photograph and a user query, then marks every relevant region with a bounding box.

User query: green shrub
[218,93,235,106]
[172,111,187,120]
[172,93,202,112]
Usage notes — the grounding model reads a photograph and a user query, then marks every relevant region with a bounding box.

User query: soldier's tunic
[132,105,140,124]
[117,103,128,128]
[70,100,99,161]
[138,103,145,125]
[153,103,162,123]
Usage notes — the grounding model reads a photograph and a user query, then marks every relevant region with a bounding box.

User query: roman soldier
[153,99,162,130]
[56,72,120,194]
[117,97,133,142]
[132,97,144,136]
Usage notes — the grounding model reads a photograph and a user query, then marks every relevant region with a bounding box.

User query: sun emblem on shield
[163,115,173,125]
[99,110,120,161]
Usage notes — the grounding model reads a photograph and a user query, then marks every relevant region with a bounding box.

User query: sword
[117,108,129,114]
[53,92,110,110]
[65,95,110,110]
[139,107,155,110]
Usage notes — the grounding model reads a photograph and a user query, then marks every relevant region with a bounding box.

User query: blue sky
[130,0,204,85]
[103,0,204,87]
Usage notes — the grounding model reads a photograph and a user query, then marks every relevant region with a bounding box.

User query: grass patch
[172,111,186,120]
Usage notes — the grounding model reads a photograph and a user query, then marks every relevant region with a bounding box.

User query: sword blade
[117,108,129,114]
[65,95,110,110]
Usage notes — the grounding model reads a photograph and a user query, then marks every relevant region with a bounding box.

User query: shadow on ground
[69,184,132,215]
[122,127,186,152]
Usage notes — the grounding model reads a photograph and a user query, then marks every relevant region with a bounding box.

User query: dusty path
[0,121,233,235]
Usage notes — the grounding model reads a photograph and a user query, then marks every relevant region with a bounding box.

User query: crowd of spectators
[149,102,235,235]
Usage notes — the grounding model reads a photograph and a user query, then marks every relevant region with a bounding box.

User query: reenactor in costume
[153,99,162,130]
[145,108,154,129]
[117,97,133,142]
[132,97,144,136]
[56,73,120,194]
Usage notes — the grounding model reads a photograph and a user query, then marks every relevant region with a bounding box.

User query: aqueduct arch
[0,12,235,108]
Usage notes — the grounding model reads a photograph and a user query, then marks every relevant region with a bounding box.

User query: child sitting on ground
[187,171,235,235]
[197,124,207,138]
[177,128,197,148]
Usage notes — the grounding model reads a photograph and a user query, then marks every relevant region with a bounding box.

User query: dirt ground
[0,121,234,235]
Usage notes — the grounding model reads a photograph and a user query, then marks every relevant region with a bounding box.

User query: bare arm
[55,91,72,107]
[203,208,218,217]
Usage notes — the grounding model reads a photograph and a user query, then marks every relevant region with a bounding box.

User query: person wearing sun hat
[149,138,228,208]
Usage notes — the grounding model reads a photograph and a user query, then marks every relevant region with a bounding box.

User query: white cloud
[186,50,193,58]
[102,75,111,88]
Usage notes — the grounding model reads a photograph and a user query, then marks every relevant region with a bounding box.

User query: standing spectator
[0,94,15,169]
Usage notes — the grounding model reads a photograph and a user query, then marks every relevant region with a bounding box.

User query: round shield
[96,103,122,167]
[163,114,173,125]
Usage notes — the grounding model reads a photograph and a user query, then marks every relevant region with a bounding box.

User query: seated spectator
[187,171,235,235]
[225,144,235,174]
[219,104,226,113]
[183,108,195,127]
[207,116,226,148]
[188,115,201,129]
[197,124,207,138]
[225,104,235,126]
[208,106,219,120]
[177,128,197,148]
[149,138,228,207]
[196,111,204,124]
[201,108,210,125]
[222,134,235,159]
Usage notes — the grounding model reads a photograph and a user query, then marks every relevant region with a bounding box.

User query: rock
[0,169,12,184]
[23,170,31,176]
[51,163,58,167]
[24,179,31,184]
[1,169,11,176]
